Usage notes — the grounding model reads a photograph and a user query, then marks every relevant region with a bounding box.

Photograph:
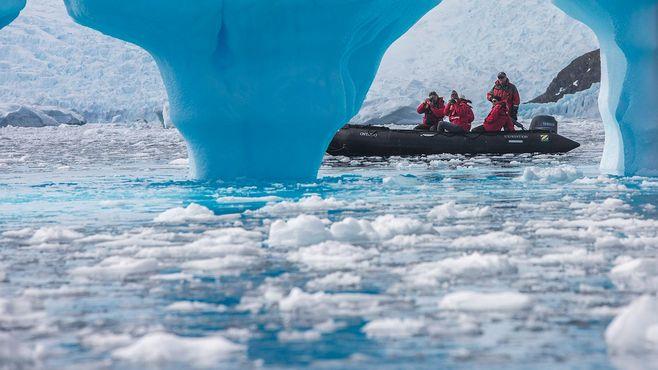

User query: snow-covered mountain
[0,0,163,122]
[0,0,597,123]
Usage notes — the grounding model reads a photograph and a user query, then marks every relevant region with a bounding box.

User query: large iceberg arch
[64,0,439,181]
[553,0,658,176]
[63,0,657,179]
[0,0,25,29]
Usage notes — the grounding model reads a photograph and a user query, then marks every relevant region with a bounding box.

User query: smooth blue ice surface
[553,0,658,176]
[0,0,25,29]
[64,0,439,181]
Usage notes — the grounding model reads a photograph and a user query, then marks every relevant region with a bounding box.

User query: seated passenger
[472,96,515,132]
[439,90,474,133]
[415,91,445,131]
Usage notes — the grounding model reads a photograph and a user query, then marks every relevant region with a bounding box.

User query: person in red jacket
[415,91,445,131]
[486,72,520,121]
[440,90,475,133]
[473,96,515,132]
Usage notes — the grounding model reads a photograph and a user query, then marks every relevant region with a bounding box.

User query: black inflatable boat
[327,115,580,157]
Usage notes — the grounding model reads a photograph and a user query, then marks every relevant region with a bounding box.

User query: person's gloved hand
[510,105,519,119]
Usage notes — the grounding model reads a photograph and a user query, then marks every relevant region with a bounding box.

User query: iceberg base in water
[64,0,439,181]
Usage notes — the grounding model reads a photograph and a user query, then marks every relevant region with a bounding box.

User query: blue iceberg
[64,0,439,181]
[0,0,25,29]
[63,0,658,179]
[553,0,658,176]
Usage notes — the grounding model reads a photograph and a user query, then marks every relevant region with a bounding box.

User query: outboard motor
[530,115,558,134]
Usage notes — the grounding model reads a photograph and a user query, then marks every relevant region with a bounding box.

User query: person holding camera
[415,91,445,131]
[472,95,516,132]
[439,90,474,133]
[486,72,520,121]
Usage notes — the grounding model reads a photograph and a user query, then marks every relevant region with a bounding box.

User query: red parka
[483,102,515,132]
[444,99,475,132]
[486,81,520,110]
[417,98,445,126]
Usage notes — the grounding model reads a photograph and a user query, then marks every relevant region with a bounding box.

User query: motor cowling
[529,115,558,134]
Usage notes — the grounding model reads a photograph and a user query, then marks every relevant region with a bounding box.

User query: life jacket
[483,102,515,132]
[417,98,445,126]
[487,81,521,109]
[444,99,475,132]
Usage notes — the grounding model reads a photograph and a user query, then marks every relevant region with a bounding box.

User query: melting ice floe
[438,291,532,312]
[605,296,658,354]
[112,333,244,368]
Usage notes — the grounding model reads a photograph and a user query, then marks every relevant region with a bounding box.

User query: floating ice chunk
[329,215,432,243]
[362,318,426,339]
[518,165,582,183]
[80,332,133,352]
[0,297,46,330]
[168,158,188,166]
[216,196,283,204]
[288,241,377,271]
[165,301,227,313]
[527,249,605,266]
[277,319,346,343]
[1,228,33,239]
[277,330,322,343]
[278,288,381,317]
[28,226,83,245]
[136,227,262,259]
[254,195,353,215]
[577,198,631,217]
[113,332,244,368]
[153,203,218,223]
[451,232,530,251]
[70,256,159,280]
[267,215,330,247]
[596,236,658,250]
[182,255,257,276]
[149,272,197,282]
[306,272,362,291]
[610,259,658,293]
[605,296,658,354]
[428,201,491,221]
[370,215,433,240]
[439,291,532,312]
[403,253,516,287]
[330,217,379,243]
[22,286,88,298]
[0,333,41,369]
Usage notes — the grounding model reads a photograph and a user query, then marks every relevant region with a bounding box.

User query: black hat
[497,72,507,79]
[451,90,459,96]
[429,91,438,97]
